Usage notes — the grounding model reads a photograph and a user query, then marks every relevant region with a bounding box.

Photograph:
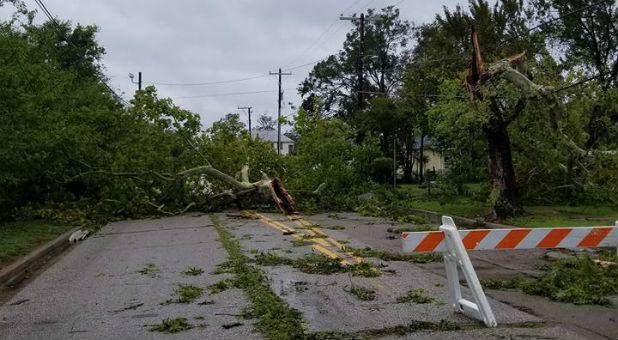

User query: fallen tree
[149,164,298,215]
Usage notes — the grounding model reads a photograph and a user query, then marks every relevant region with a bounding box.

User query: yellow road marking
[248,211,360,267]
[367,278,387,292]
[312,244,353,266]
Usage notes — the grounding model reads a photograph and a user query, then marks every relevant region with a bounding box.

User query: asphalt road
[0,211,611,339]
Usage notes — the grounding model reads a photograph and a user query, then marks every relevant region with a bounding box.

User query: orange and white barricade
[402,216,618,327]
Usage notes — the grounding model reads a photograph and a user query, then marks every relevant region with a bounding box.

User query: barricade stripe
[577,227,612,247]
[495,229,530,249]
[536,228,571,248]
[414,231,444,252]
[462,230,490,250]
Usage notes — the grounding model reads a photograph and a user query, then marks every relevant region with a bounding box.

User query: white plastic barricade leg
[402,216,618,328]
[440,216,497,327]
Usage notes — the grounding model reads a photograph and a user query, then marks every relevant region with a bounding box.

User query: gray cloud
[18,0,465,128]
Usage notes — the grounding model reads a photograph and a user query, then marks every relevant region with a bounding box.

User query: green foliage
[149,318,193,333]
[284,108,380,211]
[369,157,394,183]
[521,256,618,305]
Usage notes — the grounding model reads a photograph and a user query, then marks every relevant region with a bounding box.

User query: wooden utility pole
[237,106,253,137]
[269,68,292,154]
[340,13,381,109]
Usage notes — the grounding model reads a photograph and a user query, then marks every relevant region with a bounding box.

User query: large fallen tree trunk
[159,164,298,215]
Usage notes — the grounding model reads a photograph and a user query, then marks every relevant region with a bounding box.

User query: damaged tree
[464,26,591,219]
[465,27,525,219]
[155,164,298,215]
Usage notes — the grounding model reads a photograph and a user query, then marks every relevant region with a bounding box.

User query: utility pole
[237,106,253,137]
[340,13,381,109]
[269,68,292,154]
[393,134,397,188]
[129,71,142,90]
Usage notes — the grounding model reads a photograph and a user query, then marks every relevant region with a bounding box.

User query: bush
[369,157,394,183]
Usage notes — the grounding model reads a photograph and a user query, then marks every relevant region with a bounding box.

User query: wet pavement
[1,210,613,339]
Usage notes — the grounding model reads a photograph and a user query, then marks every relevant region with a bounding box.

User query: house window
[288,144,294,154]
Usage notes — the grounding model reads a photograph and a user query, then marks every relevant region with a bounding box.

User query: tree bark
[418,133,425,183]
[484,115,522,220]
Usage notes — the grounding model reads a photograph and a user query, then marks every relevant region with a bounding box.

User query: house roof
[251,129,293,143]
[414,136,439,148]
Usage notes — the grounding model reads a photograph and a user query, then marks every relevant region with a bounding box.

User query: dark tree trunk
[484,116,522,220]
[418,133,425,183]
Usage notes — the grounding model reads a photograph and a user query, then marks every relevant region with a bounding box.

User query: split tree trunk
[484,116,522,219]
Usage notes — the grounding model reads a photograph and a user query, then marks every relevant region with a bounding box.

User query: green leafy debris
[182,266,204,276]
[348,285,376,301]
[350,247,443,263]
[149,317,193,333]
[211,215,305,340]
[137,263,159,277]
[396,288,436,304]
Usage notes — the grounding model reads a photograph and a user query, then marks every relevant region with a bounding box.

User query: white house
[251,129,295,155]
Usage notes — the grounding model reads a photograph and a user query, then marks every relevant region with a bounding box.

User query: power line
[151,73,270,86]
[33,0,127,105]
[172,90,277,99]
[281,0,367,69]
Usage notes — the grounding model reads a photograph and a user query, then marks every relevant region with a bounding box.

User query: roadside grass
[387,225,437,234]
[505,206,617,228]
[481,253,618,306]
[393,185,617,228]
[149,317,193,333]
[0,220,74,265]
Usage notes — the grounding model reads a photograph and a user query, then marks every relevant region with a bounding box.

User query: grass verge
[0,220,74,265]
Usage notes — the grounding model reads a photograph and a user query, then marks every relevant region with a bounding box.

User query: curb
[0,227,79,287]
[409,208,514,229]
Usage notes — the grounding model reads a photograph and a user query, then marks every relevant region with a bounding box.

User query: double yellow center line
[244,210,388,292]
[245,210,360,266]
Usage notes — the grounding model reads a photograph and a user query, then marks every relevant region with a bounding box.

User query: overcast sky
[9,0,466,129]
